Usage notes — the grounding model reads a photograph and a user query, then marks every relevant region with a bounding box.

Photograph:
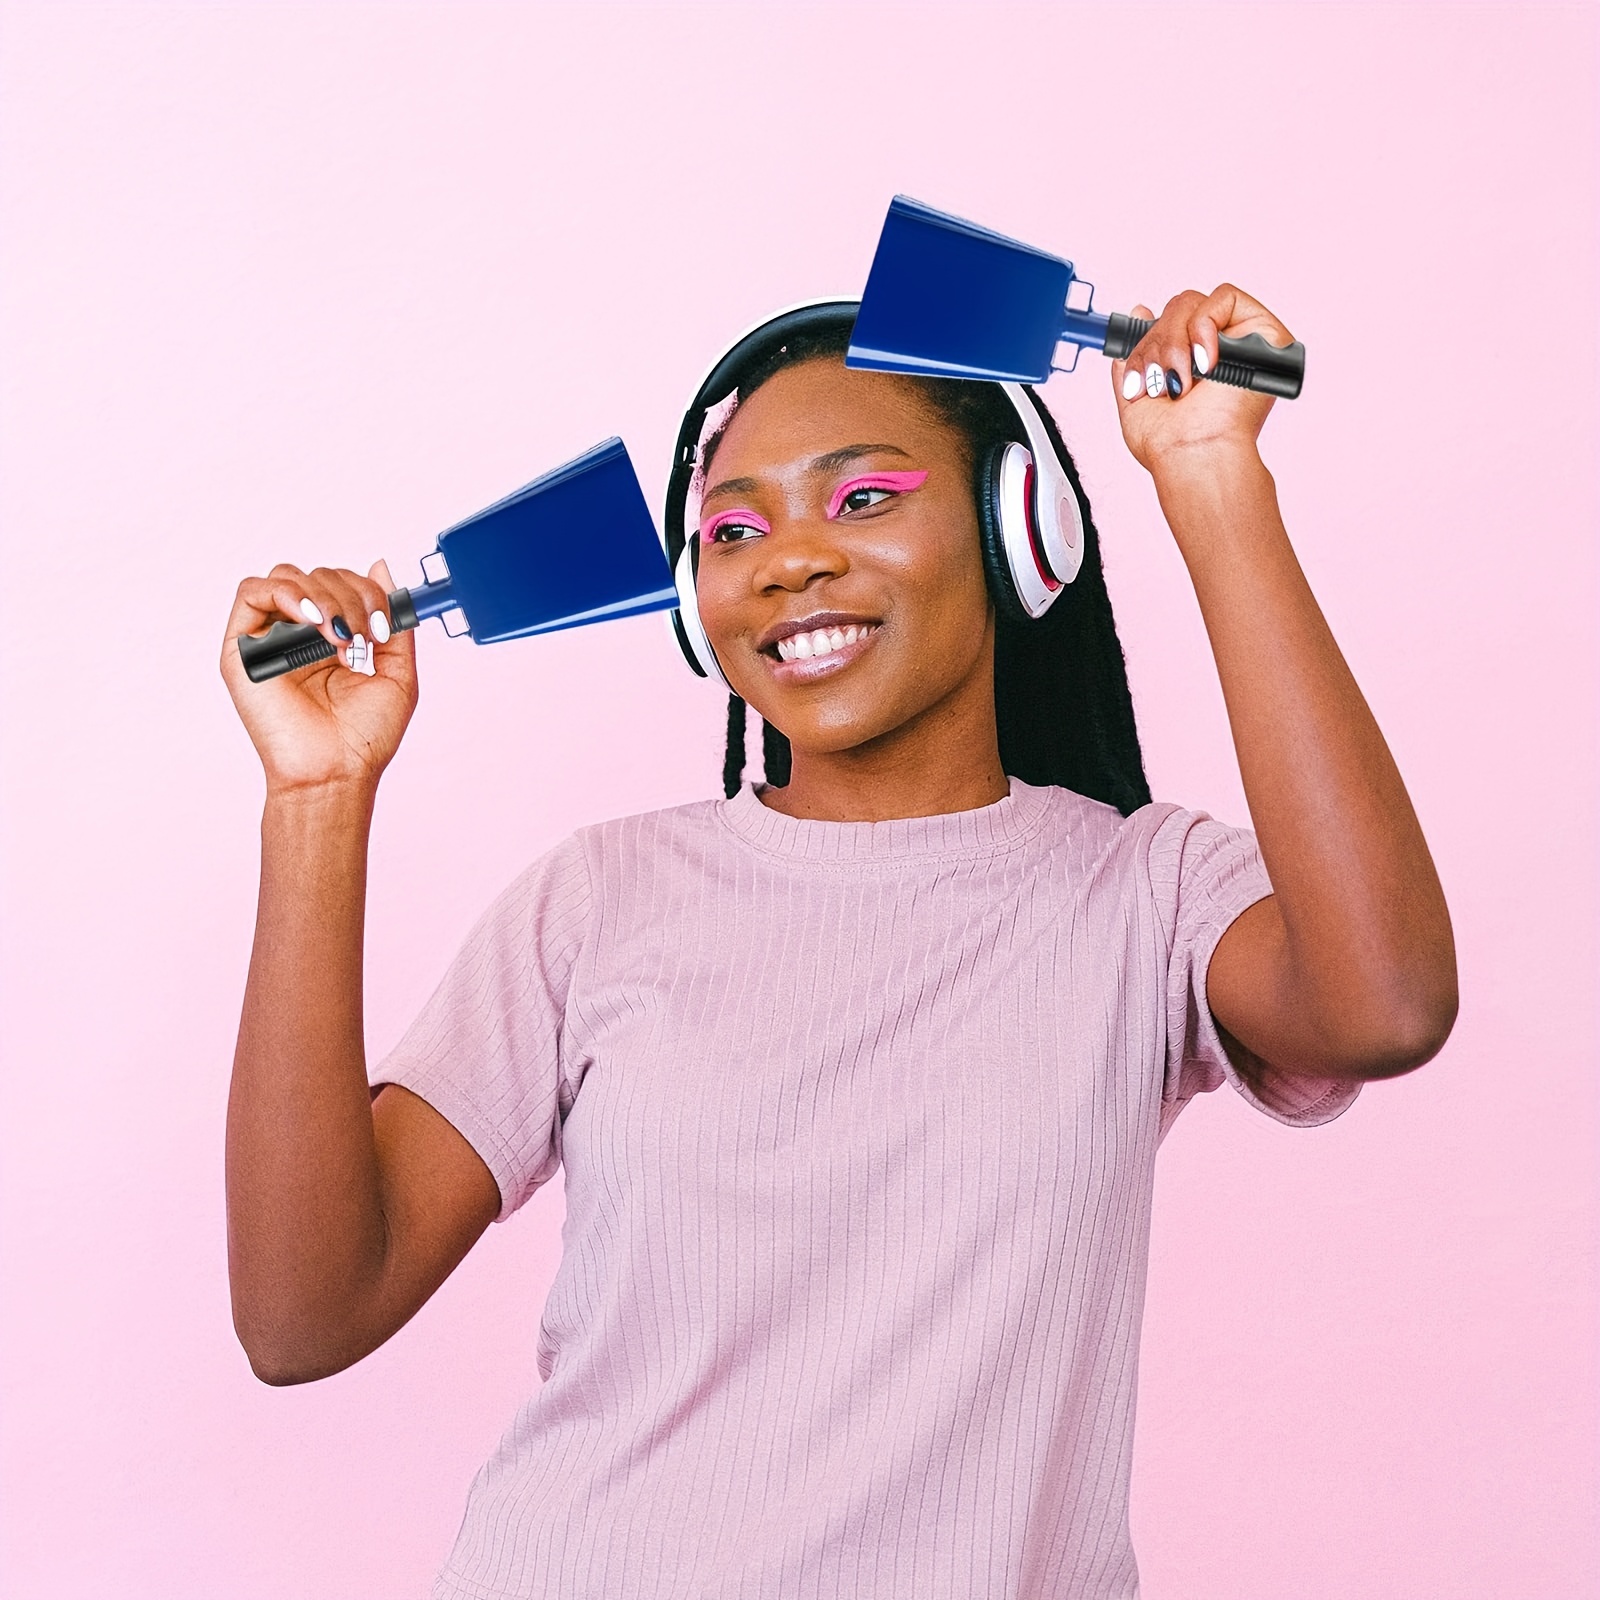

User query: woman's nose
[750,516,848,593]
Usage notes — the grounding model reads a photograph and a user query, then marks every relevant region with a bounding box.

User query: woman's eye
[702,511,770,544]
[839,486,893,514]
[709,519,763,544]
[826,472,926,521]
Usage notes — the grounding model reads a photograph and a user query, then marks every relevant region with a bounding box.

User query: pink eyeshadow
[699,508,771,541]
[825,471,928,521]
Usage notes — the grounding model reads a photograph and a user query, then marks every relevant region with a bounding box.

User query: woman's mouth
[760,618,883,680]
[774,622,879,663]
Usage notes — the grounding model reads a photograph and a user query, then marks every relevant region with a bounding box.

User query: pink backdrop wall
[1,3,1595,1595]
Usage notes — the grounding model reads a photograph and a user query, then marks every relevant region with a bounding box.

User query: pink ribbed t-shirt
[376,780,1356,1599]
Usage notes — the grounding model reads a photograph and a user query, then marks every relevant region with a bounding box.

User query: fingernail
[1165,368,1183,400]
[298,597,324,625]
[331,614,352,641]
[369,611,391,644]
[346,633,367,671]
[1121,369,1144,401]
[1144,362,1164,399]
[1192,342,1211,376]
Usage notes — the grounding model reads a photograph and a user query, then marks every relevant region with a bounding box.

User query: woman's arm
[221,562,499,1385]
[1115,288,1457,1083]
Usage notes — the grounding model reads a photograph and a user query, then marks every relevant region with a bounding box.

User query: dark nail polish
[1165,368,1183,400]
[331,614,352,641]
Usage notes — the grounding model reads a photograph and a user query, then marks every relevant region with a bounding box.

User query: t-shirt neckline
[717,778,1053,864]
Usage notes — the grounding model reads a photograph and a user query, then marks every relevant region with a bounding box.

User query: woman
[220,284,1457,1599]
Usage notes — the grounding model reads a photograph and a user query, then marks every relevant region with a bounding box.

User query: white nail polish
[1144,362,1164,399]
[298,597,324,625]
[1192,343,1210,376]
[369,611,391,644]
[346,634,367,671]
[1121,370,1144,400]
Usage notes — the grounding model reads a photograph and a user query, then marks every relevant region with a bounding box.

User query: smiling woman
[675,309,1153,820]
[220,286,1457,1600]
[696,361,1009,815]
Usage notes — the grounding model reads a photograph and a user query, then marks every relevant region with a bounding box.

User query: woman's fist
[1110,283,1293,475]
[220,559,418,797]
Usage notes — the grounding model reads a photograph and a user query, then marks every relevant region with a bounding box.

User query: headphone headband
[664,300,860,572]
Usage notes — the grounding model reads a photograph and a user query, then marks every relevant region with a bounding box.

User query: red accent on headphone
[1022,461,1061,590]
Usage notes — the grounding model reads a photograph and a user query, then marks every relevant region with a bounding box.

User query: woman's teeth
[775,623,877,663]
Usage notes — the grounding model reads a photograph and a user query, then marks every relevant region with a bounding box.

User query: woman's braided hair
[709,324,1150,817]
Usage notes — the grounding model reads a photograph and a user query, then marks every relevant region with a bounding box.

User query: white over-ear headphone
[985,378,1085,609]
[671,534,731,688]
[664,301,1086,688]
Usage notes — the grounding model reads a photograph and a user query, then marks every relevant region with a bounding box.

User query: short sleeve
[372,834,592,1220]
[1154,809,1360,1137]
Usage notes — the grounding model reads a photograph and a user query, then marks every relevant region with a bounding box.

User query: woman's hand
[220,559,418,797]
[1110,284,1291,477]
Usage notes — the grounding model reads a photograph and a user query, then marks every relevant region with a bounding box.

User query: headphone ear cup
[671,540,730,688]
[976,442,1037,626]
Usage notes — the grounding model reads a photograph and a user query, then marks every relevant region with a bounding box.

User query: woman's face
[693,358,997,760]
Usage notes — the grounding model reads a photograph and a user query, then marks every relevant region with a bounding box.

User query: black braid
[762,718,792,788]
[723,700,793,794]
[722,694,747,799]
[712,329,1151,815]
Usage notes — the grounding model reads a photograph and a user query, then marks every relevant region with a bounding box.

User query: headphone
[664,301,1086,689]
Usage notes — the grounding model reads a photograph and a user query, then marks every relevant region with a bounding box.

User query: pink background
[1,3,1595,1595]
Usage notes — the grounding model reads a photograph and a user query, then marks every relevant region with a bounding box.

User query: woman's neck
[757,679,1008,824]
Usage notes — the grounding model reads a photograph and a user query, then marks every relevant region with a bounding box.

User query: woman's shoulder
[530,794,735,895]
[1020,779,1176,844]
[1021,781,1253,882]
[465,797,726,946]
[565,794,729,857]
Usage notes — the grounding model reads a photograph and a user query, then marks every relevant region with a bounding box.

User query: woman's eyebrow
[700,474,761,505]
[809,443,912,475]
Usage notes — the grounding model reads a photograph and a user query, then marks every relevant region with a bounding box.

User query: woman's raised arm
[1114,287,1458,1084]
[220,562,500,1385]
